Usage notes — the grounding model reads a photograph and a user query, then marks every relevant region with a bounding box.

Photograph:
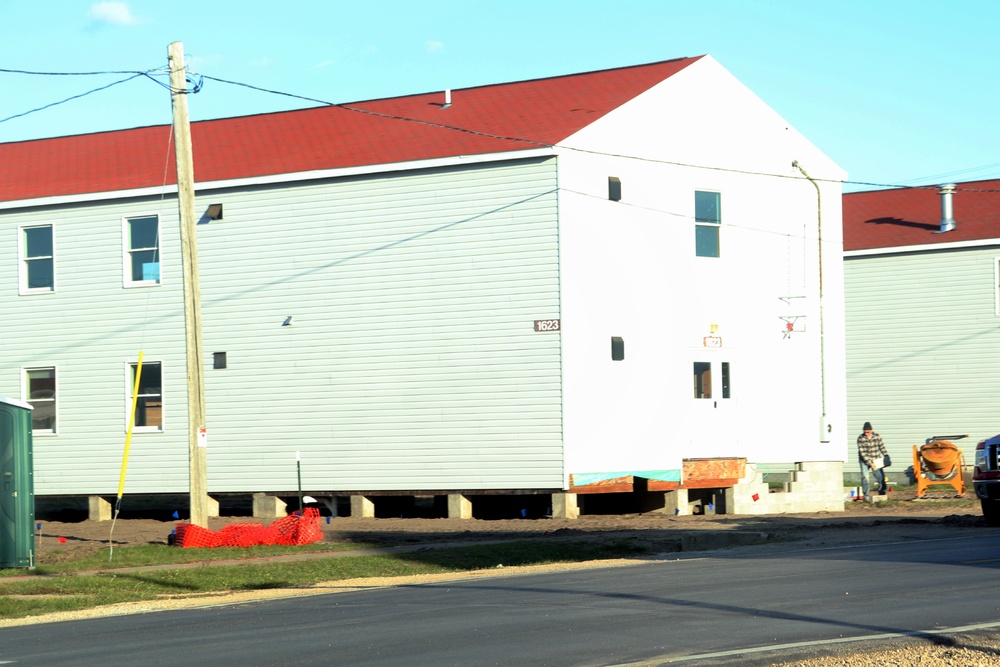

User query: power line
[4,66,1000,193]
[200,74,995,193]
[0,68,153,76]
[0,65,201,127]
[200,74,549,148]
[0,73,148,125]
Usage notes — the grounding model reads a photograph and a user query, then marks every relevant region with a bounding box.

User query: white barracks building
[0,55,848,518]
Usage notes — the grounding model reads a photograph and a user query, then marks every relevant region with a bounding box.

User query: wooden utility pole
[168,41,209,527]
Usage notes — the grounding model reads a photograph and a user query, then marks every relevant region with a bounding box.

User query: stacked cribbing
[175,509,324,548]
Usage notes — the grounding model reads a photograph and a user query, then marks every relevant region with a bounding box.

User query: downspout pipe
[792,161,828,441]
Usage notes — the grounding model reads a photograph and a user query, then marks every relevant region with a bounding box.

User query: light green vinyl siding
[1,201,188,495]
[845,246,1000,468]
[1,157,563,494]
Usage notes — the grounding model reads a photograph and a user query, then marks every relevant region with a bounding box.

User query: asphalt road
[2,533,1000,666]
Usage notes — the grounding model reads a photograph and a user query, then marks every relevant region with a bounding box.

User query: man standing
[858,421,889,498]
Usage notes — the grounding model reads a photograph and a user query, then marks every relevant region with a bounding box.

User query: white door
[690,355,739,456]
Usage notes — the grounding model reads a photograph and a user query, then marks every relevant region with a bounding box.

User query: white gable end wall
[556,56,848,482]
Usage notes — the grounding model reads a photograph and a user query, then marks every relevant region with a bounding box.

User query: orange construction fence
[174,507,324,548]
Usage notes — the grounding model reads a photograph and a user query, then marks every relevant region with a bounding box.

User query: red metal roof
[0,57,702,204]
[843,179,1000,252]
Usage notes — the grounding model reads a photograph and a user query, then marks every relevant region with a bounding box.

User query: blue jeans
[860,460,885,496]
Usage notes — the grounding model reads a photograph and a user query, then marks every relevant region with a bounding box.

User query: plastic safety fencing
[174,508,324,548]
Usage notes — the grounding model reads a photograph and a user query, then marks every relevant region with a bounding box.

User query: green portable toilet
[0,397,34,568]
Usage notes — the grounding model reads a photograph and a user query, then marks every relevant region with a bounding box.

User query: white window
[24,367,57,434]
[128,361,163,431]
[19,224,54,293]
[123,215,160,286]
[695,191,721,258]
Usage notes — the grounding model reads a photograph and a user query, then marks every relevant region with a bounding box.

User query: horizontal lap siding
[0,199,189,495]
[200,158,563,491]
[845,247,1000,465]
[0,158,563,495]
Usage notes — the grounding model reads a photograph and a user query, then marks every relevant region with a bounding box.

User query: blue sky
[2,1,997,191]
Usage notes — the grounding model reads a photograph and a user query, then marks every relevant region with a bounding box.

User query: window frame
[694,190,721,258]
[122,214,161,287]
[126,360,164,432]
[18,224,55,294]
[23,366,57,435]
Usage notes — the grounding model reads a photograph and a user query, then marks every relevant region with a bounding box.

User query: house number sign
[534,319,561,332]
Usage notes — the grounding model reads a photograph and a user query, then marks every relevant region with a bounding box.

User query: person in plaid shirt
[858,421,889,497]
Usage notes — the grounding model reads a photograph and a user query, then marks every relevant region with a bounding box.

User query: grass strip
[7,541,379,576]
[0,538,648,620]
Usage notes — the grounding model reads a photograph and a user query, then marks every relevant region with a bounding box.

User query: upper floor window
[128,361,163,431]
[124,215,160,286]
[695,191,721,258]
[25,367,56,433]
[20,225,54,293]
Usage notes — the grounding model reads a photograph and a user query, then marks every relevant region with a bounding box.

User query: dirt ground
[32,487,988,565]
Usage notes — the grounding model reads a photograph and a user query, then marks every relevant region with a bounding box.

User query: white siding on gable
[845,246,1000,468]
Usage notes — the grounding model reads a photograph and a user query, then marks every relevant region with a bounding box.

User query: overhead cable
[4,67,999,192]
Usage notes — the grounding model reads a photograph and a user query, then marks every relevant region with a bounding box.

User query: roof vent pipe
[938,183,956,232]
[442,89,451,109]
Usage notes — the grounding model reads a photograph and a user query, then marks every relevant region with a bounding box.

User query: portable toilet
[0,397,34,568]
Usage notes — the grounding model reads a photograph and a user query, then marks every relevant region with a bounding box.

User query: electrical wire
[200,73,548,148]
[0,73,147,125]
[108,125,174,562]
[559,186,831,244]
[200,74,1000,193]
[4,66,1000,193]
[0,65,199,127]
[0,67,152,76]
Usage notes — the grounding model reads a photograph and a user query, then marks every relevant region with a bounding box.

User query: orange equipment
[913,436,966,498]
